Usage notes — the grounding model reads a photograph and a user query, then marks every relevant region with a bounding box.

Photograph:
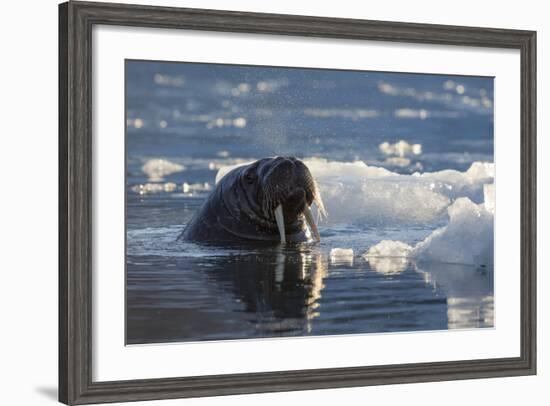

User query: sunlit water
[125,61,494,344]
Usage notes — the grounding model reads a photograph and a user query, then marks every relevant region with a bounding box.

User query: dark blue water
[125,60,494,345]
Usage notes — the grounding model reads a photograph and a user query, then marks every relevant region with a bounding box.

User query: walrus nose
[282,188,307,217]
[274,157,295,174]
[265,157,296,183]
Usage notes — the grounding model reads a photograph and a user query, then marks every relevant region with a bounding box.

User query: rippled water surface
[125,61,494,344]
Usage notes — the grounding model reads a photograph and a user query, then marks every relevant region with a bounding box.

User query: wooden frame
[59,1,537,404]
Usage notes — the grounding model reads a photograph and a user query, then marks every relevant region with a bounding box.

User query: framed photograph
[59,1,536,404]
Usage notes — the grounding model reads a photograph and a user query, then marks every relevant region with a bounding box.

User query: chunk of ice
[412,197,494,266]
[364,196,494,267]
[379,140,422,157]
[130,182,177,195]
[142,159,185,181]
[363,240,412,275]
[330,248,354,266]
[364,240,413,258]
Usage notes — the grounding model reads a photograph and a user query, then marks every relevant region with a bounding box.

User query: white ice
[142,158,185,181]
[379,140,422,157]
[363,196,494,267]
[130,181,212,196]
[412,197,494,266]
[304,158,493,226]
[329,248,354,266]
[362,240,412,275]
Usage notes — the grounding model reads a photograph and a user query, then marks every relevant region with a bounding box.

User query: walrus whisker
[262,183,273,218]
[311,179,327,222]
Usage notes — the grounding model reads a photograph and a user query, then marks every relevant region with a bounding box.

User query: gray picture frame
[59,1,537,404]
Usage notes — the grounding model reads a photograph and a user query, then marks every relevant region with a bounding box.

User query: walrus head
[235,157,326,243]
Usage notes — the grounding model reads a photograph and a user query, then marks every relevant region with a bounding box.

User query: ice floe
[379,140,422,157]
[329,248,354,266]
[131,182,178,195]
[412,197,494,266]
[142,158,186,181]
[362,240,412,275]
[153,73,185,88]
[363,196,494,267]
[131,181,212,196]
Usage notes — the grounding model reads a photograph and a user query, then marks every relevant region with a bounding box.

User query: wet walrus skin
[180,157,323,243]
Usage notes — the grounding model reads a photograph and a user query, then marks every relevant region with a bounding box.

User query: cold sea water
[125,61,494,344]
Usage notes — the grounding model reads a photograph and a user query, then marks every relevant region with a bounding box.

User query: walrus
[180,157,325,243]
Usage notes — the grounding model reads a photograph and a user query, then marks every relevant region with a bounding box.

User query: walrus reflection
[205,248,327,335]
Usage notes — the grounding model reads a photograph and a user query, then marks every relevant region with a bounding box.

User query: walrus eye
[244,171,257,184]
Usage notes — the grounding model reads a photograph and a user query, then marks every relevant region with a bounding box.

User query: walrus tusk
[274,204,286,244]
[304,206,321,242]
